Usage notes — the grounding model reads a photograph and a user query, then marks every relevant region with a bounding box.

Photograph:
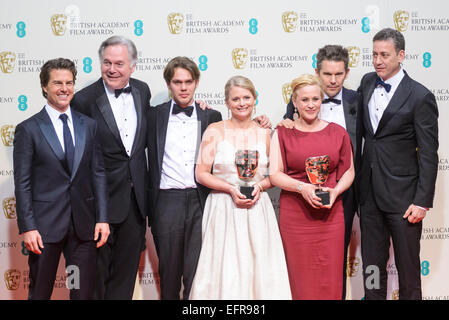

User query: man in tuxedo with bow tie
[282,45,360,299]
[356,28,438,300]
[13,58,109,299]
[147,56,222,299]
[71,36,151,299]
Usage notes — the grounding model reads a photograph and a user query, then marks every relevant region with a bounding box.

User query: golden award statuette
[235,150,259,200]
[305,155,330,205]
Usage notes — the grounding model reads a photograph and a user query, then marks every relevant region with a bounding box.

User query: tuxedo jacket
[147,101,222,224]
[71,78,151,224]
[284,87,360,214]
[13,108,108,243]
[356,71,439,213]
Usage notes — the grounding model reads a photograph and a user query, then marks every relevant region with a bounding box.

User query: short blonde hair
[225,75,257,101]
[291,74,324,100]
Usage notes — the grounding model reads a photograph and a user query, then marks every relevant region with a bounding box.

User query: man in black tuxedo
[282,45,359,299]
[147,57,222,299]
[71,36,151,299]
[13,58,109,300]
[356,28,438,300]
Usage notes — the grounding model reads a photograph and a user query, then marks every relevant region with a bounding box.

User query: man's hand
[196,99,211,110]
[276,118,295,129]
[403,204,427,224]
[254,114,272,129]
[23,230,44,254]
[94,223,110,248]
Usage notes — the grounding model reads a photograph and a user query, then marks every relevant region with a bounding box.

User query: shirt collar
[45,103,73,123]
[323,89,343,103]
[170,99,197,118]
[103,80,131,98]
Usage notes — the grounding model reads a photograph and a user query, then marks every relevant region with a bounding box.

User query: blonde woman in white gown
[189,76,291,300]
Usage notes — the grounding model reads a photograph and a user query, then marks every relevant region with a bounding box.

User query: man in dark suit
[282,45,359,299]
[13,58,109,300]
[356,28,438,300]
[147,57,222,299]
[71,36,151,299]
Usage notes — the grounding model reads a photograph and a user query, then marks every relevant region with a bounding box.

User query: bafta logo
[3,197,16,220]
[0,51,16,74]
[1,125,15,147]
[392,289,400,300]
[347,46,361,68]
[231,48,248,69]
[50,14,68,36]
[282,83,292,105]
[346,256,360,277]
[393,10,410,32]
[167,13,184,34]
[282,11,298,33]
[4,269,21,291]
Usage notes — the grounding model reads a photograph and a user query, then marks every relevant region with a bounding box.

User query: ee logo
[361,17,370,33]
[421,260,430,276]
[423,52,432,68]
[134,20,143,36]
[18,95,28,111]
[312,53,317,68]
[199,55,208,71]
[249,18,258,34]
[83,57,92,73]
[16,21,26,38]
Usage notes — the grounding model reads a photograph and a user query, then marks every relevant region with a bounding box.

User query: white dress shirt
[45,104,75,151]
[160,100,199,189]
[368,68,405,133]
[104,81,137,156]
[319,89,346,129]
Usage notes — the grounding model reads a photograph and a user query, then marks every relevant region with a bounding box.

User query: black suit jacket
[147,101,222,224]
[356,71,439,213]
[284,87,360,214]
[13,108,108,243]
[71,78,151,224]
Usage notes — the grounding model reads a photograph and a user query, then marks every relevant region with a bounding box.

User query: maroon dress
[277,123,352,300]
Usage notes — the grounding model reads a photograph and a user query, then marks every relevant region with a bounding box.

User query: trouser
[152,188,203,300]
[360,187,422,300]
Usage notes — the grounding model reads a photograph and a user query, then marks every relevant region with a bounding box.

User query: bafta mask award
[305,155,330,205]
[235,150,259,200]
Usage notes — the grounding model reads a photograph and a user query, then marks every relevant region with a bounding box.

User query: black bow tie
[172,104,194,117]
[322,98,341,105]
[375,77,392,93]
[114,86,132,98]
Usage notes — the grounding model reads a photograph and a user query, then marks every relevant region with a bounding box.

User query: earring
[293,108,299,120]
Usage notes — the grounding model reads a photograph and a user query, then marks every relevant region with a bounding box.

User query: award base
[240,186,254,200]
[315,190,330,205]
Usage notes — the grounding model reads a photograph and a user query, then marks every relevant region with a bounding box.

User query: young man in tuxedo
[13,58,109,300]
[147,57,222,299]
[356,28,438,300]
[282,45,360,299]
[71,36,151,299]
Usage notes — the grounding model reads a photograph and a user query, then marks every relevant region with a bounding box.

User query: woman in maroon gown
[269,74,354,299]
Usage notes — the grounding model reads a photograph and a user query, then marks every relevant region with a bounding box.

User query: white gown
[189,127,291,300]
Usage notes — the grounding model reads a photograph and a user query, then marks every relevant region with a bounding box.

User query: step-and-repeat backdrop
[1,0,448,300]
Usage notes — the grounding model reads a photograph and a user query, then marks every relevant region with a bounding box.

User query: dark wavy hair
[39,58,77,98]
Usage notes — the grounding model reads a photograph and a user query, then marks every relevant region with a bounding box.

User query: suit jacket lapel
[95,82,124,150]
[195,102,208,160]
[342,88,357,143]
[130,84,143,156]
[71,111,86,180]
[375,73,412,135]
[363,75,377,136]
[36,108,66,167]
[156,102,171,174]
